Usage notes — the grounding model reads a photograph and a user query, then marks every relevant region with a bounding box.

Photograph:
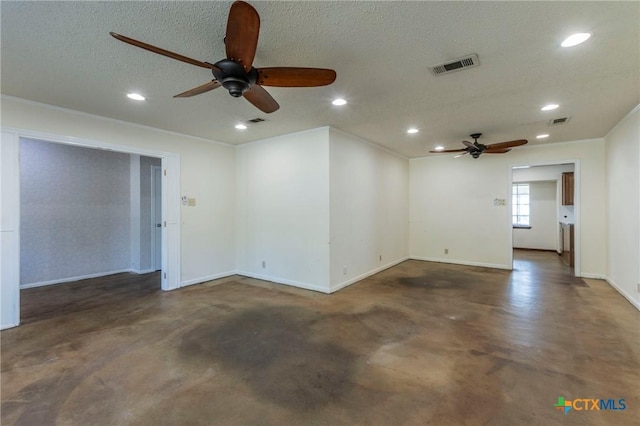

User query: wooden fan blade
[174,80,221,98]
[429,148,466,153]
[256,68,337,87]
[110,32,218,71]
[483,148,512,154]
[225,1,260,71]
[486,139,528,150]
[243,85,279,113]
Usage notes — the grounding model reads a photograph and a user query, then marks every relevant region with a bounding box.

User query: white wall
[512,181,557,250]
[1,96,236,288]
[329,128,409,290]
[235,127,409,293]
[605,105,640,309]
[235,127,331,292]
[410,154,512,268]
[410,139,607,276]
[20,139,132,286]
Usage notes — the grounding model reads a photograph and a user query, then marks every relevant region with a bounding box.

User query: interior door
[152,166,162,271]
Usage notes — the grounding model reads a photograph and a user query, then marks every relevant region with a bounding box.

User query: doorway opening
[0,128,181,329]
[18,139,163,322]
[509,161,580,277]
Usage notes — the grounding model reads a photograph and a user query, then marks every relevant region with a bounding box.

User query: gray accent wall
[20,138,131,286]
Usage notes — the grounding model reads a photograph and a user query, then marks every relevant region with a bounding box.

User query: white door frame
[1,131,21,329]
[508,159,581,277]
[151,165,162,272]
[0,127,181,329]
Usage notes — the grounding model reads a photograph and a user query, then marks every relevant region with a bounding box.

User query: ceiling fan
[430,133,528,159]
[110,1,336,114]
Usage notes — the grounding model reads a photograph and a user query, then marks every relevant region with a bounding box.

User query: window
[512,183,530,226]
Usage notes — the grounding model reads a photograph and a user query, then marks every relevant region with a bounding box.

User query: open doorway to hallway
[1,128,181,330]
[18,138,162,323]
[510,163,578,275]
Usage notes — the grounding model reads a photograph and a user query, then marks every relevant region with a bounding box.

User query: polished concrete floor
[2,251,639,425]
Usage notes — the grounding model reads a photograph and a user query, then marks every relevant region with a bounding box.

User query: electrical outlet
[262,261,266,269]
[444,248,449,255]
[343,266,347,275]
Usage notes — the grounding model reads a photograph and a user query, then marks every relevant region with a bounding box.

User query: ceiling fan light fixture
[332,98,347,106]
[235,123,248,130]
[407,128,419,134]
[561,33,591,47]
[541,104,559,111]
[111,1,336,115]
[536,134,549,139]
[221,77,250,97]
[126,93,146,101]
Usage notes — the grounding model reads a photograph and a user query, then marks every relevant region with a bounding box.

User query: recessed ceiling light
[536,134,550,139]
[561,33,591,47]
[434,145,444,151]
[407,128,419,134]
[332,98,347,106]
[235,124,247,130]
[541,104,559,111]
[126,93,146,101]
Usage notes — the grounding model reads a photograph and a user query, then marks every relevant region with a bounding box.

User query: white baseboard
[605,276,640,311]
[20,269,132,289]
[235,270,330,294]
[1,321,19,330]
[330,256,409,293]
[409,256,511,270]
[131,268,156,275]
[180,271,236,288]
[580,272,606,280]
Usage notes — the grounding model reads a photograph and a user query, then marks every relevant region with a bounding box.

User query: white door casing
[0,127,181,329]
[151,165,162,271]
[1,131,20,329]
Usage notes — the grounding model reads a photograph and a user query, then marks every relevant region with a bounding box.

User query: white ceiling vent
[429,54,480,76]
[548,117,571,126]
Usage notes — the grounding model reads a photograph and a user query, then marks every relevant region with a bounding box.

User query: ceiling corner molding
[0,95,234,148]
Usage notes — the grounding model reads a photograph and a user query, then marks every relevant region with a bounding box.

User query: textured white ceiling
[1,1,638,157]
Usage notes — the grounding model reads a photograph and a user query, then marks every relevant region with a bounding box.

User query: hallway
[2,251,638,425]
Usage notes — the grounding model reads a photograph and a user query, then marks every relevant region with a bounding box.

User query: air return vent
[429,54,480,76]
[247,117,266,124]
[548,117,570,126]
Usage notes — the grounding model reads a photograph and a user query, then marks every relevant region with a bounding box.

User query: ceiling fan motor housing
[469,134,484,158]
[212,59,258,97]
